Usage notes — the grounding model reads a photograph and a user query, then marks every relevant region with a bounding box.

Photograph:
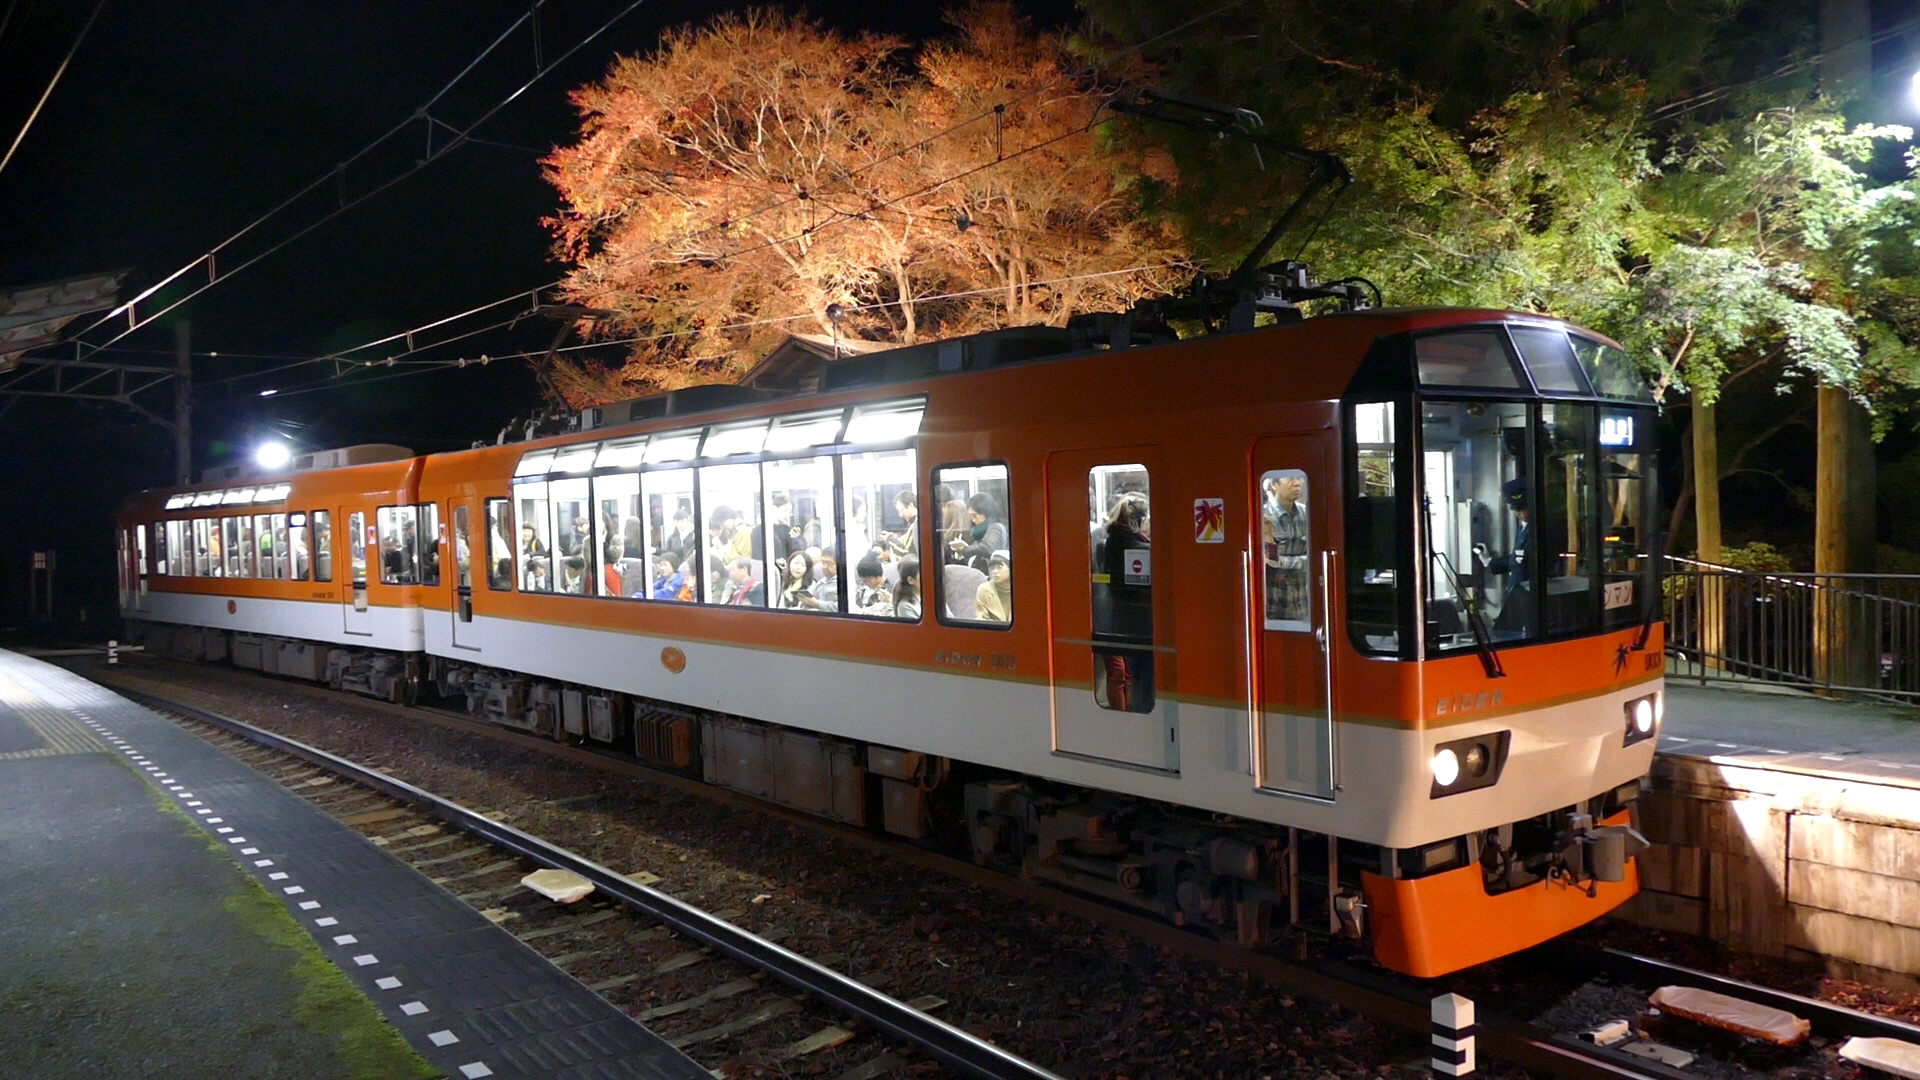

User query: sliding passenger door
[1249,435,1335,799]
[341,508,374,637]
[449,501,483,652]
[1045,446,1178,772]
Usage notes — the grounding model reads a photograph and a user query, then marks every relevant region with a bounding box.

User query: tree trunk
[1814,385,1875,691]
[1692,397,1723,672]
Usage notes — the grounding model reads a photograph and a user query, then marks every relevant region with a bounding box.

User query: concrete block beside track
[1619,691,1920,985]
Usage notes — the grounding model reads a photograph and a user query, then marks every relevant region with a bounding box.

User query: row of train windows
[133,457,1015,627]
[488,452,1014,626]
[146,511,334,583]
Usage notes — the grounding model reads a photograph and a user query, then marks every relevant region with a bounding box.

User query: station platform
[0,648,709,1080]
[1660,680,1920,789]
[1625,677,1920,985]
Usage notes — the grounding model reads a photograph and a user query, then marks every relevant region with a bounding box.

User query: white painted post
[1432,993,1476,1076]
[107,639,119,666]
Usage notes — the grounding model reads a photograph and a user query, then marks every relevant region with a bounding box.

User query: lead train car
[118,307,1665,976]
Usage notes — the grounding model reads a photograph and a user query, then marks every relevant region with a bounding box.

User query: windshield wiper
[1433,549,1507,679]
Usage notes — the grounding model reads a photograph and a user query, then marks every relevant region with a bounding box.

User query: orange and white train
[116,305,1664,976]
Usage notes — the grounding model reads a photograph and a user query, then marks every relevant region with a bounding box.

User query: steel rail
[117,686,1067,1080]
[105,662,1671,1079]
[1546,941,1920,1044]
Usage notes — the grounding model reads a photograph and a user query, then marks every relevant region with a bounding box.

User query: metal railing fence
[1662,556,1920,702]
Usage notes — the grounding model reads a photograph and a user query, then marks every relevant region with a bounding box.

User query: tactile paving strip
[0,652,708,1080]
[0,672,104,758]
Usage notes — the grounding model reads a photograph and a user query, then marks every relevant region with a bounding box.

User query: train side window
[416,503,442,586]
[1346,401,1402,655]
[842,450,918,619]
[228,517,253,578]
[451,505,472,589]
[347,511,367,583]
[253,514,277,579]
[594,471,641,598]
[376,506,420,584]
[194,519,213,576]
[549,479,591,595]
[1090,464,1153,712]
[764,455,835,612]
[1260,470,1311,632]
[271,513,291,580]
[287,513,309,581]
[645,469,697,603]
[484,498,513,591]
[517,483,553,592]
[151,523,168,576]
[134,525,149,594]
[311,510,333,582]
[933,463,1011,626]
[699,462,765,607]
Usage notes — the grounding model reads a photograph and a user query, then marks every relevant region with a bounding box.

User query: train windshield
[1343,324,1658,659]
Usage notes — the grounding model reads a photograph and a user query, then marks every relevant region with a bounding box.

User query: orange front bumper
[1362,811,1640,977]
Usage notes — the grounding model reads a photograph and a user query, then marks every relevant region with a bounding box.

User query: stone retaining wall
[1618,753,1920,986]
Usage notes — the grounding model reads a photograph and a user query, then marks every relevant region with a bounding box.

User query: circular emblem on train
[660,647,686,674]
[226,600,237,615]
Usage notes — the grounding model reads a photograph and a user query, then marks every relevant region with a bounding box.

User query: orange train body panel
[1363,811,1642,978]
[117,304,1664,975]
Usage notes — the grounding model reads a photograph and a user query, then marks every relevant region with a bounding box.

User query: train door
[1046,447,1178,772]
[1250,435,1336,799]
[134,524,150,611]
[341,508,373,637]
[449,501,482,652]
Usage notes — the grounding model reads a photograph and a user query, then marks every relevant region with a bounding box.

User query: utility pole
[174,319,192,485]
[1815,0,1877,692]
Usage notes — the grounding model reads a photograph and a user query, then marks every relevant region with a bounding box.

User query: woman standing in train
[777,551,815,610]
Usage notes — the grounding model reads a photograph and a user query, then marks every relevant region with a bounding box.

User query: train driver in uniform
[1478,477,1535,637]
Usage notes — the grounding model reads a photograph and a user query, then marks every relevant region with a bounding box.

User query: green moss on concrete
[135,761,438,1080]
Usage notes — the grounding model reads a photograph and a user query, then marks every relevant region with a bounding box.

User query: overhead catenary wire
[0,0,108,180]
[202,0,1242,397]
[67,0,650,356]
[251,259,1187,399]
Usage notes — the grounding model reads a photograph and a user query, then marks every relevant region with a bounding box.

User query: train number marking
[1435,690,1502,717]
[934,650,1016,671]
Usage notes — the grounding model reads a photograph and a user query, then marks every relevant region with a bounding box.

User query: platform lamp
[254,440,292,471]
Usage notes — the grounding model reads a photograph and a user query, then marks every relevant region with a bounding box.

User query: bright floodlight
[255,441,292,470]
[1913,68,1920,110]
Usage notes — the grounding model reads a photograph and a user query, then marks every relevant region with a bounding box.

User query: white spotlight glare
[255,441,292,470]
[259,388,278,397]
[1431,747,1461,787]
[1911,68,1920,111]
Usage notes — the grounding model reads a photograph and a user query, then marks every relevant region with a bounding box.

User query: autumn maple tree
[541,4,1184,405]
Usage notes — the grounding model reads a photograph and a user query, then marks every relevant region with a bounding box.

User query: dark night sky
[0,0,1075,630]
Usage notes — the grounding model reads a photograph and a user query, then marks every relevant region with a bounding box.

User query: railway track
[116,684,1062,1080]
[89,658,1920,1080]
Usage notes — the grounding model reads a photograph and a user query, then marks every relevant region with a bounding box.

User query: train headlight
[1429,730,1511,799]
[1623,692,1661,747]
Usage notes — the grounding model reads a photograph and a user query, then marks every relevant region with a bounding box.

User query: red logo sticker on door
[226,600,237,614]
[1193,498,1225,543]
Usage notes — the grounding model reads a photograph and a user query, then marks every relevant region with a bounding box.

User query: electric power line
[67,0,650,356]
[254,259,1186,399]
[210,1,1242,397]
[0,0,108,180]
